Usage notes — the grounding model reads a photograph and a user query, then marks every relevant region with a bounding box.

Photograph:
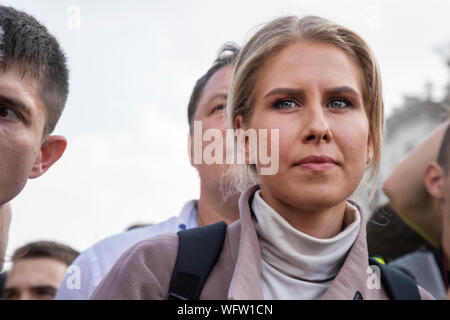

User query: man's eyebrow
[206,93,228,104]
[264,86,361,99]
[31,285,58,296]
[2,287,18,296]
[32,285,57,291]
[0,94,32,117]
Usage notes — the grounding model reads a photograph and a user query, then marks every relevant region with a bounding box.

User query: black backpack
[166,222,421,300]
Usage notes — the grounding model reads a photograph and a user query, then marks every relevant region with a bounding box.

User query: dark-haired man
[3,241,79,300]
[0,5,69,272]
[56,43,241,299]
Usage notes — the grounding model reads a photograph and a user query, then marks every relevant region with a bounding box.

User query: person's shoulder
[124,232,179,259]
[106,232,179,274]
[85,214,184,259]
[91,233,179,300]
[418,285,435,300]
[390,247,434,266]
[67,214,186,286]
[98,200,197,250]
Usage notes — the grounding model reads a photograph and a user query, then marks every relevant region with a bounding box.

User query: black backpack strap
[369,258,421,300]
[166,221,227,300]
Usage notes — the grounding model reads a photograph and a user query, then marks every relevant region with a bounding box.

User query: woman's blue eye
[328,99,351,109]
[273,99,297,109]
[0,107,19,121]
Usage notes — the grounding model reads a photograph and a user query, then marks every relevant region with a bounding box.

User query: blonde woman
[91,16,433,300]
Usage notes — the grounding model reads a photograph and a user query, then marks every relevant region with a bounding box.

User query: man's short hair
[0,6,69,137]
[437,122,450,175]
[11,241,79,267]
[187,42,240,131]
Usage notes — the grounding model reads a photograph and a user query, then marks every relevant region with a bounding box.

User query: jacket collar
[320,200,371,299]
[227,186,376,300]
[228,185,264,299]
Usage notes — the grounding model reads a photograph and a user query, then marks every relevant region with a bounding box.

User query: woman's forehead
[254,40,363,97]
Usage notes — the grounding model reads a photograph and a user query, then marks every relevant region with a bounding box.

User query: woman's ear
[424,162,445,200]
[29,135,67,179]
[234,115,254,165]
[235,114,244,130]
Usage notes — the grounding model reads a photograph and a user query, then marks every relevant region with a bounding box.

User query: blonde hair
[225,15,384,194]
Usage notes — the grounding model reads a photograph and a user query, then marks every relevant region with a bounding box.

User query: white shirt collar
[177,200,198,230]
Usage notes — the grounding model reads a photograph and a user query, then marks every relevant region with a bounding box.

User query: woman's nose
[301,105,332,144]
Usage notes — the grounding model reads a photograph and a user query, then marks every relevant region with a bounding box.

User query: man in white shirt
[55,43,241,299]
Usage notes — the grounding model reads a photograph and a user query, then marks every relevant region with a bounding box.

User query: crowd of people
[0,5,448,300]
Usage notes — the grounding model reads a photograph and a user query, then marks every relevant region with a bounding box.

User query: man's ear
[188,133,194,167]
[29,135,67,179]
[424,162,445,200]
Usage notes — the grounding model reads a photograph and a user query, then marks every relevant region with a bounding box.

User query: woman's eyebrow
[264,86,360,100]
[325,86,360,97]
[264,87,305,99]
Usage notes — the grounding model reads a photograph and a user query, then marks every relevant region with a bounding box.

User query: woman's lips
[298,162,336,171]
[296,155,337,171]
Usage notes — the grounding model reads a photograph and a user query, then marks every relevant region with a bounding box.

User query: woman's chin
[276,188,348,213]
[291,197,345,213]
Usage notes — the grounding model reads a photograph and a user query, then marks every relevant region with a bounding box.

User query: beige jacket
[91,186,433,300]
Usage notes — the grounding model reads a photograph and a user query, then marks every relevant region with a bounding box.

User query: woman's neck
[196,183,240,227]
[259,186,349,239]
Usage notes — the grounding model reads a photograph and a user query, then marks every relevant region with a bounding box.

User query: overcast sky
[3,0,450,261]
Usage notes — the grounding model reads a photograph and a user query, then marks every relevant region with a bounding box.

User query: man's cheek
[0,145,34,200]
[202,117,227,132]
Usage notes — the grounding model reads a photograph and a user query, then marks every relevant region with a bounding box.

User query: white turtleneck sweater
[251,190,361,300]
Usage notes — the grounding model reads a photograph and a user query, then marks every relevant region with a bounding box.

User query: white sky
[3,0,450,261]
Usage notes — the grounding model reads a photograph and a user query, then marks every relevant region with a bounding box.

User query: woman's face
[245,40,372,213]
